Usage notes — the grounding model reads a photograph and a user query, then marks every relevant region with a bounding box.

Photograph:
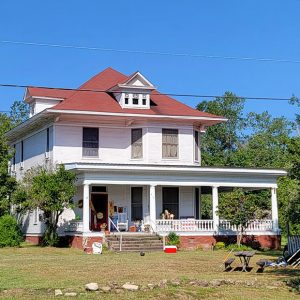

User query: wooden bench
[224,258,235,270]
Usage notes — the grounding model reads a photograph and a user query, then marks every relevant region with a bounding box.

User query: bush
[0,215,23,247]
[214,242,225,250]
[285,277,300,294]
[226,244,253,251]
[167,232,180,246]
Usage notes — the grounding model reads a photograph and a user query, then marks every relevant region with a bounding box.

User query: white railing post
[149,185,156,232]
[83,184,90,233]
[271,187,279,232]
[212,186,219,232]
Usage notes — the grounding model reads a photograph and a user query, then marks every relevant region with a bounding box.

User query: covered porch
[64,163,286,242]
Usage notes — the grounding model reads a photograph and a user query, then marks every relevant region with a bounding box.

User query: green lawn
[0,244,299,299]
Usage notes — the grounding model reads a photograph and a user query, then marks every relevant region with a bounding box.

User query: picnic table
[234,251,256,272]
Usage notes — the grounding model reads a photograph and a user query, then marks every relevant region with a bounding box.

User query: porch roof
[65,162,286,189]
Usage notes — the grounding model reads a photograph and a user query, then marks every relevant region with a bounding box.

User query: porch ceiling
[65,162,286,189]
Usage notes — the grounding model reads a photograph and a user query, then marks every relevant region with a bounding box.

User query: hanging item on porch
[96,212,104,220]
[78,199,83,208]
[108,200,114,216]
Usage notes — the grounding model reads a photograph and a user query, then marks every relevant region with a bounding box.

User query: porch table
[234,251,256,272]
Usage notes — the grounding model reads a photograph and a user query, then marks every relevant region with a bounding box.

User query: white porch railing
[219,219,274,232]
[156,219,274,233]
[66,220,84,232]
[156,219,214,232]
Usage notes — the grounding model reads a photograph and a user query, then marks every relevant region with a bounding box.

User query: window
[162,129,178,158]
[194,130,199,161]
[131,128,143,159]
[82,127,99,157]
[162,187,179,219]
[132,94,139,105]
[125,93,129,105]
[131,187,143,221]
[91,186,107,193]
[46,128,50,153]
[13,144,16,166]
[21,141,24,163]
[142,95,147,105]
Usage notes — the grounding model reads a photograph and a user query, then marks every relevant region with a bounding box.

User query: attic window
[125,94,129,105]
[132,94,139,105]
[142,95,147,105]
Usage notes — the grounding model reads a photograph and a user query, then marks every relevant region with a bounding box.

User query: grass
[0,243,298,299]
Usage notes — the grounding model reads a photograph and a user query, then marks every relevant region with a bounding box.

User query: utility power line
[0,83,295,102]
[2,40,300,65]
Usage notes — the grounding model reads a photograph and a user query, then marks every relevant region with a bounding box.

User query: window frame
[131,128,143,159]
[194,130,200,162]
[82,127,99,157]
[131,186,143,221]
[132,93,139,105]
[162,128,179,159]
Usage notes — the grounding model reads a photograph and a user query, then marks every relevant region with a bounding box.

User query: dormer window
[132,94,139,105]
[125,94,129,105]
[142,95,147,105]
[109,71,156,109]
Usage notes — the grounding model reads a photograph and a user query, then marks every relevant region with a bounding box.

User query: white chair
[117,213,128,231]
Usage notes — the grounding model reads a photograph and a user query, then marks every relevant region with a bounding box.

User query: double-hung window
[162,129,178,158]
[131,128,143,159]
[194,130,199,161]
[82,127,99,157]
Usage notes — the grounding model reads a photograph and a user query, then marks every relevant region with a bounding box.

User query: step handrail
[108,216,120,232]
[108,216,122,251]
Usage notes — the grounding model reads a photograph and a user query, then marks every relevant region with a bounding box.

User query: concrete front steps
[106,234,164,252]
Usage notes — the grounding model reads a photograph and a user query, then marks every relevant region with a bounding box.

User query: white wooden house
[6,67,286,249]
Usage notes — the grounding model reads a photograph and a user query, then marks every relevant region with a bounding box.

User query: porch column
[212,186,219,231]
[149,185,156,231]
[83,184,90,233]
[271,187,279,232]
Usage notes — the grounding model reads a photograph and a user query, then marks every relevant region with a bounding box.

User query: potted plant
[100,223,107,232]
[165,232,180,253]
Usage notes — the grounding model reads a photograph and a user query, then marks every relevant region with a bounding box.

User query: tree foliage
[197,92,246,166]
[218,189,256,246]
[13,165,76,246]
[197,92,299,236]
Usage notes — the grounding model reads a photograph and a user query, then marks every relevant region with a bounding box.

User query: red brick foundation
[67,236,103,252]
[25,235,42,245]
[25,235,103,252]
[179,235,281,250]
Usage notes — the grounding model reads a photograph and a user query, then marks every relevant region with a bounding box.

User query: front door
[162,187,179,219]
[90,193,108,231]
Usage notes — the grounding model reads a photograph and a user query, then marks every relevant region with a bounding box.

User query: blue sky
[0,1,299,124]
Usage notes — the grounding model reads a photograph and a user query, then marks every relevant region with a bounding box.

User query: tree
[197,92,246,166]
[13,165,76,246]
[0,113,16,215]
[9,100,29,127]
[218,189,256,247]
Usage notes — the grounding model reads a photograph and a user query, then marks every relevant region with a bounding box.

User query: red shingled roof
[26,67,224,119]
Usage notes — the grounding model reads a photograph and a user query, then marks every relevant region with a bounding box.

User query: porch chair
[117,212,129,232]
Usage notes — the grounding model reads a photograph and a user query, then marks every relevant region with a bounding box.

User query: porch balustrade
[219,219,274,232]
[156,219,274,233]
[156,219,214,232]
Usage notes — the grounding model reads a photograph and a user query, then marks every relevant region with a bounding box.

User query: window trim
[162,128,179,159]
[194,130,200,162]
[131,186,143,221]
[82,127,99,158]
[131,128,143,159]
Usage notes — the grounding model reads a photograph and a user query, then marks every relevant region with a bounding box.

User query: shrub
[214,242,225,250]
[0,215,23,247]
[167,232,180,246]
[285,277,300,294]
[226,244,253,251]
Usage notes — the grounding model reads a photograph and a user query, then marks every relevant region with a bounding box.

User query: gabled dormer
[109,72,156,109]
